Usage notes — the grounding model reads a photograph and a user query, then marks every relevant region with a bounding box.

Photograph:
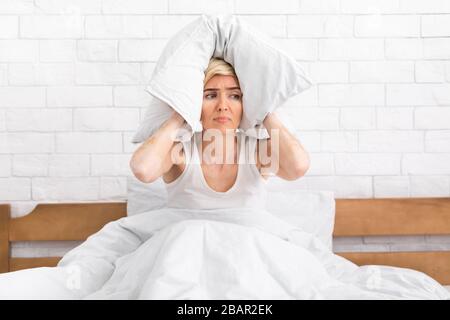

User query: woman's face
[201,75,243,133]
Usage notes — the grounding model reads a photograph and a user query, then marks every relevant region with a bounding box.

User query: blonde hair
[204,57,240,87]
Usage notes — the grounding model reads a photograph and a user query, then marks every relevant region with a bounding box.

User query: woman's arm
[258,112,310,180]
[130,111,185,183]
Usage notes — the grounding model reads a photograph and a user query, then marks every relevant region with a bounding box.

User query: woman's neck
[200,130,238,165]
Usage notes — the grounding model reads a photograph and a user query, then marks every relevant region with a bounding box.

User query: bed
[1,197,449,297]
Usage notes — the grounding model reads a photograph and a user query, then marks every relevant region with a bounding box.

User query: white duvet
[0,207,449,300]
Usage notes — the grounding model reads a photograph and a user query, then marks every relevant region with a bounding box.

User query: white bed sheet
[0,207,449,300]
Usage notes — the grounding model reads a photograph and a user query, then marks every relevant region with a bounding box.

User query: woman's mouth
[214,117,230,124]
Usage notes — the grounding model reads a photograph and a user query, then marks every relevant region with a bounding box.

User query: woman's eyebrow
[203,87,241,92]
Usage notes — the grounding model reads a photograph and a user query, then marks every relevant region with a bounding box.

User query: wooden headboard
[1,198,450,285]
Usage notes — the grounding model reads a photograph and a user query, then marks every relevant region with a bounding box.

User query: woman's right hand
[130,110,186,183]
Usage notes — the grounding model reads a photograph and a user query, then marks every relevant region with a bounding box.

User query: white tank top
[164,131,268,210]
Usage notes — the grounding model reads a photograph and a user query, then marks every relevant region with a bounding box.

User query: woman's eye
[204,94,241,100]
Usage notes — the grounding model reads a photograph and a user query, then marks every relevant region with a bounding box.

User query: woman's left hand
[260,112,310,181]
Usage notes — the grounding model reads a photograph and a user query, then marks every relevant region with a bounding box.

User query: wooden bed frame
[1,198,450,285]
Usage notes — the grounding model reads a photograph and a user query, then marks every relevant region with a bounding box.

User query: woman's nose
[216,98,229,111]
[217,104,228,111]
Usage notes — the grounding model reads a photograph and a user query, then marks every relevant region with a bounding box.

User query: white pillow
[132,96,194,144]
[131,13,312,143]
[263,190,336,250]
[126,175,167,215]
[126,176,335,250]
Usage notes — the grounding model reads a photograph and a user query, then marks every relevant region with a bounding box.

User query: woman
[130,58,310,209]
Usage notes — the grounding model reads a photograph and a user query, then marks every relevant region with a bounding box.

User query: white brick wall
[0,1,449,256]
[85,16,153,39]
